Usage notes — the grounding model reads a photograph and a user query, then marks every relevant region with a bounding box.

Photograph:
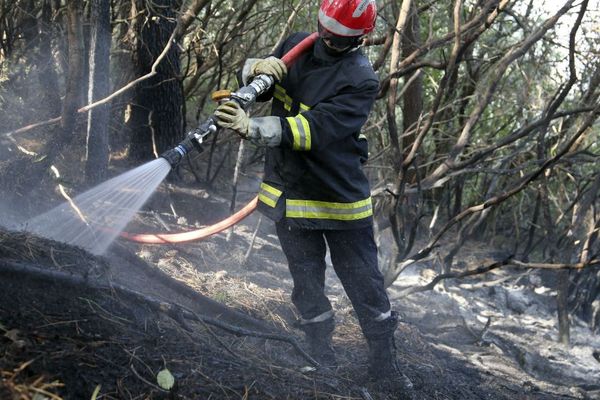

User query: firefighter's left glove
[214,101,250,138]
[214,101,282,147]
[250,57,287,82]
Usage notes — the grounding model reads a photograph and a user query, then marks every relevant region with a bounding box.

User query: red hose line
[121,32,319,245]
[120,196,258,244]
[281,32,319,66]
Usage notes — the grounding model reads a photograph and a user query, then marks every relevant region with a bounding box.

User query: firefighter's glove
[214,101,250,137]
[250,56,287,82]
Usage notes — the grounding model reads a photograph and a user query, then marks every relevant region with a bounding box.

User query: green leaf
[157,369,175,390]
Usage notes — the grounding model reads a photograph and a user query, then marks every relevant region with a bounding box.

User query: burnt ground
[1,160,599,399]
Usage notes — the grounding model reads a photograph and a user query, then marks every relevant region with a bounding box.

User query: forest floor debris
[1,181,599,399]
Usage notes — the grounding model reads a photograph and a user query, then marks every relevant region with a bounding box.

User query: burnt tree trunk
[401,1,423,158]
[108,0,137,153]
[38,0,61,118]
[62,1,85,133]
[20,0,61,119]
[128,0,184,162]
[568,173,600,332]
[44,0,84,164]
[85,0,111,184]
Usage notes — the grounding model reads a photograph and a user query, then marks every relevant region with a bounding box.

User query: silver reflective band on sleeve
[374,310,392,322]
[300,309,335,325]
[286,114,311,151]
[258,182,282,208]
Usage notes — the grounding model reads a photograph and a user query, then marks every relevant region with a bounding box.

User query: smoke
[0,56,68,231]
[0,200,24,230]
[0,49,64,142]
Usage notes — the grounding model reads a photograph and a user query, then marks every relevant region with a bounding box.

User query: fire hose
[121,32,319,245]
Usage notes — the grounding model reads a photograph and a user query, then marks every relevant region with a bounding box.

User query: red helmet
[318,0,377,37]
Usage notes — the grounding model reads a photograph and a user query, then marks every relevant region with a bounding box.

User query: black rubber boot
[298,318,337,368]
[366,313,414,394]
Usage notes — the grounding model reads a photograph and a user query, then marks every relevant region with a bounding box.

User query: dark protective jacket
[257,32,379,230]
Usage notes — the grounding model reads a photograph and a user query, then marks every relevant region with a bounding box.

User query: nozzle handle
[211,90,232,102]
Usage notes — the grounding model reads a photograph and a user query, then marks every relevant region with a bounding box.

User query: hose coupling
[230,74,274,109]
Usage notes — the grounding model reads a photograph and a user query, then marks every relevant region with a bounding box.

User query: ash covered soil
[1,179,599,399]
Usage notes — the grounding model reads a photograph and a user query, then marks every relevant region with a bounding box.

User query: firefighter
[214,0,412,390]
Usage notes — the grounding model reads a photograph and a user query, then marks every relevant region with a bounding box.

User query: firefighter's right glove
[249,56,287,82]
[214,101,250,137]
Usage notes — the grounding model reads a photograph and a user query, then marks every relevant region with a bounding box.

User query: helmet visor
[318,23,361,52]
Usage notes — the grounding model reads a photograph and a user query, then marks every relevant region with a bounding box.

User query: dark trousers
[276,222,392,339]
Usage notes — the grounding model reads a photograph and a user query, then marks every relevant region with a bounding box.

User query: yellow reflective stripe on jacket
[258,182,283,208]
[299,102,311,111]
[274,84,311,113]
[286,114,311,151]
[286,198,372,220]
[274,85,292,112]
